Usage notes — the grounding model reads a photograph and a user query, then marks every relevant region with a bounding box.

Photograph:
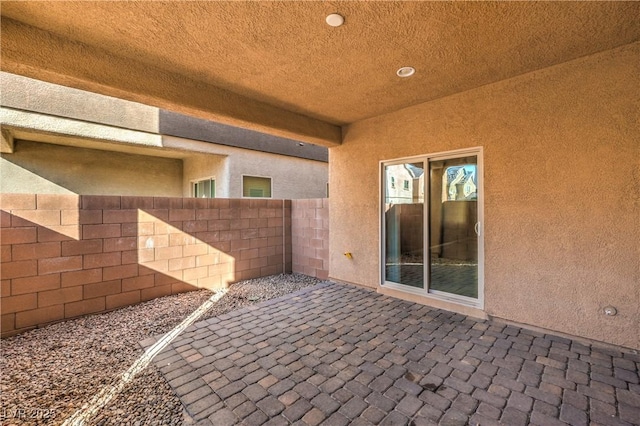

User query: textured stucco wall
[160,110,328,162]
[1,141,183,196]
[2,73,329,162]
[228,151,328,200]
[168,136,328,200]
[330,43,639,349]
[1,107,164,152]
[3,2,638,130]
[182,155,230,198]
[1,16,341,147]
[1,72,159,133]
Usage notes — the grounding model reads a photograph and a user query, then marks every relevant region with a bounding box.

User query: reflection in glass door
[382,150,482,305]
[384,162,424,288]
[428,156,478,299]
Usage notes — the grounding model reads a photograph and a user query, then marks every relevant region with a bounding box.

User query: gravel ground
[0,274,322,426]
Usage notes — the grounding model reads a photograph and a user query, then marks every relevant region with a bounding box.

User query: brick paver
[147,282,640,425]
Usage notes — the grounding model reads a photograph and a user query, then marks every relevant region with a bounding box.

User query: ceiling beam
[0,18,342,148]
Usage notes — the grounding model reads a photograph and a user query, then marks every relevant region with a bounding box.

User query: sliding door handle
[474,222,480,236]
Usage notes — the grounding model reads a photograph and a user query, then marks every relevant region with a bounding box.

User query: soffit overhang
[2,1,638,146]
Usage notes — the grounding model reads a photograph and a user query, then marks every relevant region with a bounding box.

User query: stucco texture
[330,43,639,349]
[183,154,229,198]
[172,136,328,200]
[1,72,159,134]
[1,141,183,196]
[3,2,638,145]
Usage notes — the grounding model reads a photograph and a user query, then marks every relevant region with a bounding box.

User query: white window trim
[379,146,485,310]
[241,174,273,199]
[191,176,216,198]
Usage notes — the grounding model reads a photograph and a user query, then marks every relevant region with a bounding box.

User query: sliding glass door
[382,149,483,307]
[428,156,479,299]
[383,162,425,289]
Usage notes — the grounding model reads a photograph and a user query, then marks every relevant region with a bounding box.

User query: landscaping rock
[0,274,321,425]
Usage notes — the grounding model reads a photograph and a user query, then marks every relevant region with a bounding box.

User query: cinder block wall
[1,194,291,337]
[291,199,329,279]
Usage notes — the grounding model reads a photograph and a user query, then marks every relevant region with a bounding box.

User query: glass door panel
[384,162,425,288]
[428,156,478,298]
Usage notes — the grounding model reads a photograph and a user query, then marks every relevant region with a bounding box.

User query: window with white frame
[192,178,215,198]
[242,176,272,198]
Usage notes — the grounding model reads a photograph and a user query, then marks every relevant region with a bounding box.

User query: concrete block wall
[291,199,329,279]
[440,201,477,261]
[385,202,477,261]
[1,194,290,337]
[385,204,424,260]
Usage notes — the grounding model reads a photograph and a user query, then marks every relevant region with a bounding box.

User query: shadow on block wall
[0,194,291,337]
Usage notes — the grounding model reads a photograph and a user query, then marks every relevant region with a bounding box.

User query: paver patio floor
[146,282,640,426]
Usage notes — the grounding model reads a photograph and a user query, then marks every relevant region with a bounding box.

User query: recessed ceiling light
[397,67,416,78]
[326,13,344,27]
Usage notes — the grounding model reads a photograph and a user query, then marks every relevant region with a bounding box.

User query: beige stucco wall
[182,154,229,198]
[228,150,327,200]
[1,140,183,196]
[1,72,159,134]
[330,43,639,349]
[1,108,164,153]
[1,18,341,147]
[169,136,328,200]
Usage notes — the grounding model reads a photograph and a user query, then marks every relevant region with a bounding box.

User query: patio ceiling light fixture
[397,67,416,78]
[326,13,345,27]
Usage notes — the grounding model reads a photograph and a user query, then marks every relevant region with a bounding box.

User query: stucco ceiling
[2,1,639,145]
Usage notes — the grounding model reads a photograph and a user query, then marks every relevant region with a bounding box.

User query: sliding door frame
[379,146,484,310]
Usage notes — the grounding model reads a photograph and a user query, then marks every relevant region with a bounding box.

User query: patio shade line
[61,289,228,426]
